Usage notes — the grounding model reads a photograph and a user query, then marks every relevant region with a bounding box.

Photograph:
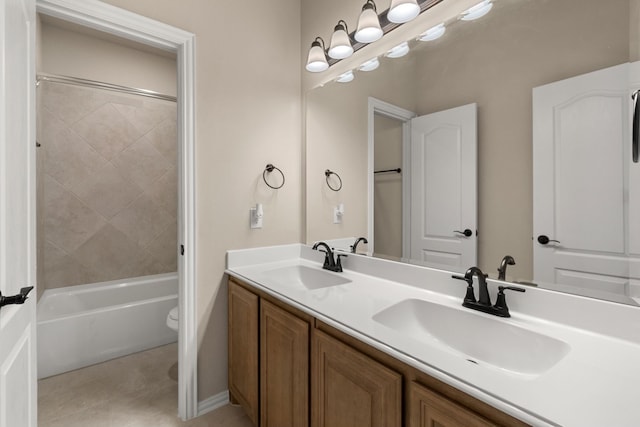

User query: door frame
[35,0,198,420]
[367,97,415,258]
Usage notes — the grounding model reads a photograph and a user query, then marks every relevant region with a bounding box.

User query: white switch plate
[333,203,344,224]
[250,205,263,229]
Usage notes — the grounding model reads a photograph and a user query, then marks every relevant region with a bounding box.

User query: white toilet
[167,306,178,332]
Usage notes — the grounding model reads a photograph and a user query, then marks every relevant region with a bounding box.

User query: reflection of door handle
[454,229,473,237]
[537,235,560,245]
[0,286,34,309]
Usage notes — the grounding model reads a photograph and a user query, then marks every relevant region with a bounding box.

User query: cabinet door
[409,381,496,427]
[312,330,402,427]
[228,280,259,425]
[260,300,309,427]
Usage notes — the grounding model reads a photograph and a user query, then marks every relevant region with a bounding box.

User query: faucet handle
[452,275,476,304]
[493,285,526,317]
[335,253,347,272]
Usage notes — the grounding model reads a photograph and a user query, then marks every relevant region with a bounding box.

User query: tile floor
[38,343,253,427]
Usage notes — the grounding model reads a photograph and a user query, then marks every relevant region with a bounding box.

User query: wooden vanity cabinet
[228,277,528,427]
[312,329,402,427]
[260,299,309,427]
[228,277,311,427]
[409,381,496,427]
[228,279,259,425]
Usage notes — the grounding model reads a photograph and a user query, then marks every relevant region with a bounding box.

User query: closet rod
[374,168,402,174]
[36,73,177,102]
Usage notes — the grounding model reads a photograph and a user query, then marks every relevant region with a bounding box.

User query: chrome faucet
[350,237,368,253]
[453,266,525,317]
[497,255,515,281]
[312,242,346,272]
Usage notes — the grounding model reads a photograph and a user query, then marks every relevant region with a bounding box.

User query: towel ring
[263,164,285,189]
[325,169,342,192]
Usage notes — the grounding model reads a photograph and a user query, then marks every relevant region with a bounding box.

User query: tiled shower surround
[37,81,177,290]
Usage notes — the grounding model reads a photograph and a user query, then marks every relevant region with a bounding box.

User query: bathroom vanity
[226,244,640,426]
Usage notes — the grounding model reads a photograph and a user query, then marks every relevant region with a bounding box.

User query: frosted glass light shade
[355,1,383,43]
[385,41,410,58]
[359,57,380,72]
[461,0,493,21]
[388,0,420,24]
[419,23,446,41]
[305,39,328,72]
[328,21,353,60]
[336,70,355,83]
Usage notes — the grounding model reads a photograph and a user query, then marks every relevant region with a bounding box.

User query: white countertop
[225,244,640,427]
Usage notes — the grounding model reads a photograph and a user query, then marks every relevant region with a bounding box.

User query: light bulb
[461,0,493,21]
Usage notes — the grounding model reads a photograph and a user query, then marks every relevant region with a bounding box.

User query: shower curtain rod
[36,73,177,102]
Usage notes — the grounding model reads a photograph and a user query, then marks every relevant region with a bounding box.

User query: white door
[0,0,37,426]
[533,62,640,294]
[409,103,477,272]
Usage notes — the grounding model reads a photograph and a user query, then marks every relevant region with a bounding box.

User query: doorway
[35,0,196,420]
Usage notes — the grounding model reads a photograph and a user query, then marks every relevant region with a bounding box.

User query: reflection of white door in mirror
[533,62,640,303]
[409,104,478,273]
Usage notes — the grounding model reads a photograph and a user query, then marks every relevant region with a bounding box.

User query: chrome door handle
[0,286,34,309]
[454,229,473,237]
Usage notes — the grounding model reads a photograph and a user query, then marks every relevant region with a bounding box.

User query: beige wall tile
[72,224,152,282]
[69,163,142,219]
[43,175,107,253]
[72,103,144,160]
[112,101,168,135]
[39,82,105,126]
[41,109,109,187]
[43,240,94,289]
[145,118,176,164]
[111,134,172,190]
[144,219,177,272]
[145,167,177,218]
[110,193,174,247]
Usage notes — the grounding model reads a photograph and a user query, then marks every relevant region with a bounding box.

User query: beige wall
[94,0,302,401]
[305,0,630,281]
[305,57,415,244]
[40,19,177,96]
[373,114,403,258]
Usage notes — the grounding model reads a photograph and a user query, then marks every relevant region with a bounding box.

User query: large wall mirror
[306,0,640,306]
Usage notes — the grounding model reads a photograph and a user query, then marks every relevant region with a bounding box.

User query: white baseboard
[197,390,230,417]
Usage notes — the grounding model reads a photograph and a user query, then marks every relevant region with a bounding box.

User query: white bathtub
[37,273,178,379]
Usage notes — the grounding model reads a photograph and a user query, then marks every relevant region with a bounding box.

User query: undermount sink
[262,265,351,290]
[373,298,570,376]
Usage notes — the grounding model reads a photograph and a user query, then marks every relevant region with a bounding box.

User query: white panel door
[410,103,477,272]
[533,62,640,292]
[0,0,37,426]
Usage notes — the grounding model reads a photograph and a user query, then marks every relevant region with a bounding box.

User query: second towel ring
[263,164,285,189]
[325,169,342,192]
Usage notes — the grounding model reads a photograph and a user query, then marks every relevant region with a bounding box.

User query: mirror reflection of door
[370,100,477,272]
[409,104,478,273]
[533,62,640,302]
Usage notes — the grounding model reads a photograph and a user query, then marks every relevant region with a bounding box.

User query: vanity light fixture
[460,0,493,21]
[336,70,355,83]
[328,20,354,60]
[385,41,410,58]
[418,23,446,41]
[387,0,420,24]
[305,37,329,73]
[355,0,383,43]
[358,57,380,72]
